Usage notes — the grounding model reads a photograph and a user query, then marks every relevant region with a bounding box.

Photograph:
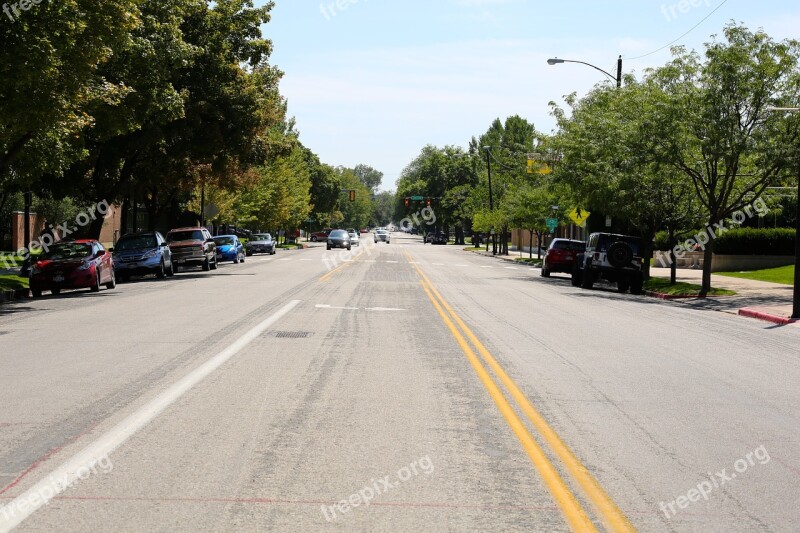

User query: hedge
[654,227,795,255]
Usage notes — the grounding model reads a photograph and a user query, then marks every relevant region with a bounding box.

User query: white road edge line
[0,299,301,533]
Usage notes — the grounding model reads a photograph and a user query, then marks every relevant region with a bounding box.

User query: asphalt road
[0,232,798,532]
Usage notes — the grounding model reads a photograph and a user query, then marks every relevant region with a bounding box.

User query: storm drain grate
[268,331,313,339]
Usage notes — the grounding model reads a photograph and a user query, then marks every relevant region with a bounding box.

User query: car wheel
[581,270,595,289]
[232,255,239,264]
[156,259,166,279]
[106,269,116,290]
[541,265,550,278]
[617,278,630,293]
[347,245,351,251]
[571,264,583,287]
[327,245,331,250]
[51,288,61,295]
[240,254,245,263]
[31,288,42,298]
[630,274,644,295]
[202,258,211,271]
[166,262,175,277]
[311,236,318,242]
[91,270,101,292]
[210,257,218,270]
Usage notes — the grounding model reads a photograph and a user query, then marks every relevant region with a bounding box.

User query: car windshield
[214,236,235,246]
[252,234,271,241]
[40,243,92,260]
[376,230,387,234]
[168,230,204,242]
[330,230,348,237]
[115,235,158,251]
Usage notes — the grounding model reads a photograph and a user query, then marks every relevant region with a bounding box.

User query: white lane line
[315,304,359,310]
[432,263,445,266]
[366,307,407,312]
[385,261,399,264]
[480,266,493,268]
[300,259,313,261]
[0,300,301,532]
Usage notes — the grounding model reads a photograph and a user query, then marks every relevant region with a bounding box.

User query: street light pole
[483,146,496,255]
[547,55,623,88]
[766,106,800,319]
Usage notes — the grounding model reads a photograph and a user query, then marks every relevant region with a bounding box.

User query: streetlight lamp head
[547,58,564,65]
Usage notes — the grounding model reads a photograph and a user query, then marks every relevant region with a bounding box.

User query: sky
[259,0,800,191]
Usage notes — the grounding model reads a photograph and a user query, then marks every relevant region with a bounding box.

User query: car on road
[374,229,390,244]
[246,233,276,256]
[30,240,116,297]
[428,231,448,245]
[112,231,174,281]
[541,239,586,278]
[571,232,644,294]
[214,235,245,264]
[166,227,217,272]
[310,229,333,242]
[348,230,360,247]
[327,229,352,250]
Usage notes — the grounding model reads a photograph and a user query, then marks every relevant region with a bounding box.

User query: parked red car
[30,240,116,297]
[541,239,586,278]
[310,228,333,242]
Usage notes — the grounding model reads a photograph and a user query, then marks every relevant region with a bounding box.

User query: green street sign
[546,217,559,231]
[410,195,424,201]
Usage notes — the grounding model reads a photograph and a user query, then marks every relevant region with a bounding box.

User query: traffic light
[403,197,410,208]
[349,190,356,202]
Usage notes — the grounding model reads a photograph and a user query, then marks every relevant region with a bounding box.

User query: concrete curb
[645,291,706,300]
[738,308,798,326]
[0,288,30,303]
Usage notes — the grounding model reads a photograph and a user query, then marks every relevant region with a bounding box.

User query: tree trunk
[668,228,677,285]
[700,239,714,296]
[529,229,533,259]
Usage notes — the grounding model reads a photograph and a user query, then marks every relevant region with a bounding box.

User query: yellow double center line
[406,252,635,533]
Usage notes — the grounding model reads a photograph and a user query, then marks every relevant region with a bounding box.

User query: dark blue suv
[112,231,174,281]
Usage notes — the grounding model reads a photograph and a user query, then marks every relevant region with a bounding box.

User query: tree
[641,24,800,294]
[353,164,384,193]
[0,0,139,188]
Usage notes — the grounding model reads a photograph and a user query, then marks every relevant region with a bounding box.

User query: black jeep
[571,233,644,294]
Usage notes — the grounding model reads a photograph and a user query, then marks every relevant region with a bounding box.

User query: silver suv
[571,233,644,294]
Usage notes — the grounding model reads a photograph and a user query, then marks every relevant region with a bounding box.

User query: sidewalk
[649,267,797,325]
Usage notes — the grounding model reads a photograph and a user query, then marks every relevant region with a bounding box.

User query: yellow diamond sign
[569,208,590,227]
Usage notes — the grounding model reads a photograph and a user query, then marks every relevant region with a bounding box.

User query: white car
[348,231,360,246]
[374,229,390,244]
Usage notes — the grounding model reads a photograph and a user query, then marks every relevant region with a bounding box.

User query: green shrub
[714,227,795,255]
[654,227,795,255]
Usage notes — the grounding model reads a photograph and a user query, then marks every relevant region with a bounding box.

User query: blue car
[112,231,174,281]
[214,235,245,264]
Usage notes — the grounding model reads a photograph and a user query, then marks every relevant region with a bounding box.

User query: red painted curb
[738,308,797,326]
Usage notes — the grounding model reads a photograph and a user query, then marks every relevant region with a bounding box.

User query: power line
[626,0,730,61]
